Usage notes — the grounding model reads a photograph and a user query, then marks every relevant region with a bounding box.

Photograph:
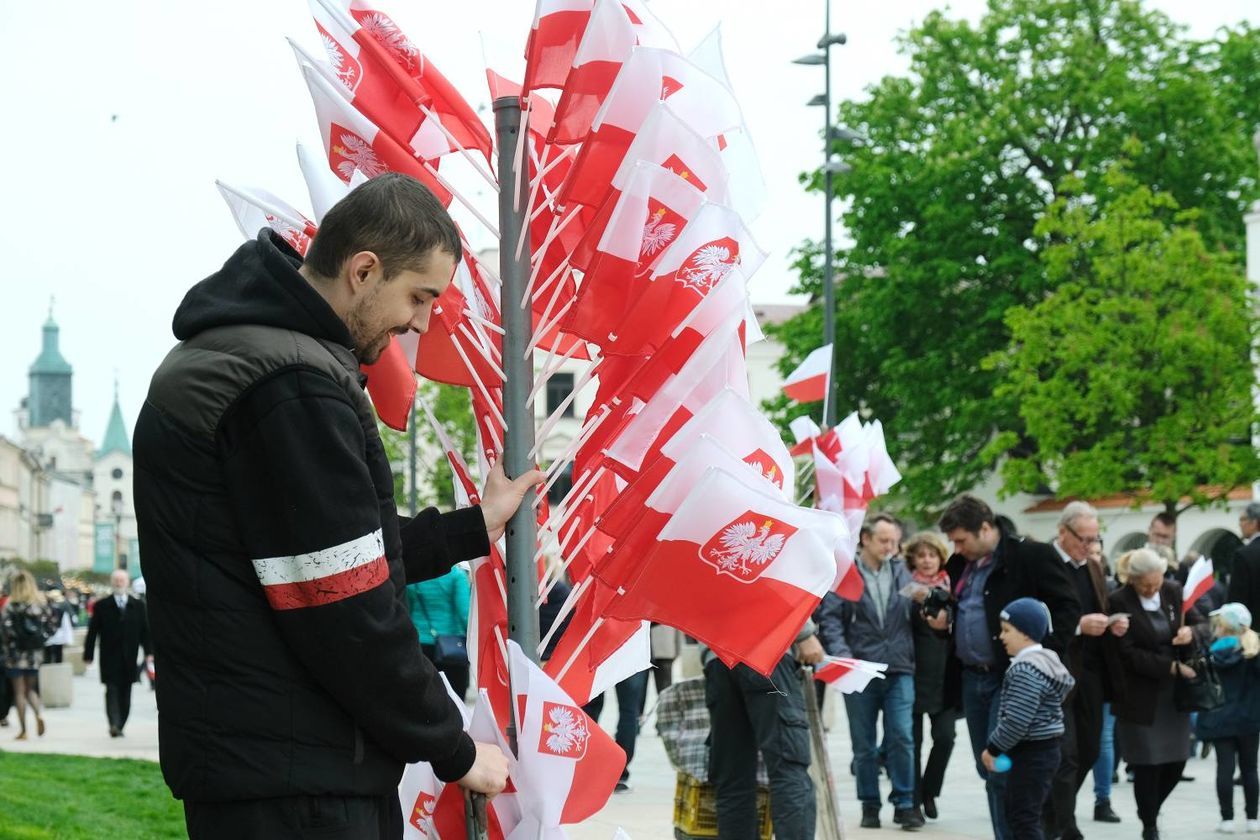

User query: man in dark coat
[934,494,1081,840]
[1229,502,1260,618]
[83,569,151,736]
[133,174,537,838]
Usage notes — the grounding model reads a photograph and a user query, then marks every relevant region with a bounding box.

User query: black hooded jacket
[134,231,487,802]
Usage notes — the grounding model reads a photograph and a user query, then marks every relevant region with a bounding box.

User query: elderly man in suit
[83,569,152,737]
[1229,502,1260,619]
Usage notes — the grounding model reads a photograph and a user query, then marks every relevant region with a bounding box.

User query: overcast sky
[0,0,1252,445]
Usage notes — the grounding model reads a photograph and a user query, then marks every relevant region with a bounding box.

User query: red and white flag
[782,343,833,403]
[548,0,637,144]
[1182,555,1215,615]
[813,656,888,694]
[660,388,794,495]
[361,335,418,431]
[605,467,847,675]
[299,63,452,204]
[523,0,594,93]
[508,640,625,826]
[215,181,316,256]
[558,46,741,207]
[543,580,650,706]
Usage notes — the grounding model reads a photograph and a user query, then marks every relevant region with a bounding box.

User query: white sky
[0,0,1252,444]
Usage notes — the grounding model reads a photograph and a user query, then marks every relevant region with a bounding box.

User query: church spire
[28,297,73,427]
[100,378,131,458]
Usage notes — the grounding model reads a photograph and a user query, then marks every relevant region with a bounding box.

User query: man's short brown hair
[304,173,462,281]
[938,494,996,535]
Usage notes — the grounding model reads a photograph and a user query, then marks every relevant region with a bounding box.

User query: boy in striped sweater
[981,597,1077,840]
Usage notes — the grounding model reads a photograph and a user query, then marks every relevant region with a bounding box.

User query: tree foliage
[985,158,1258,513]
[377,381,477,513]
[766,0,1259,513]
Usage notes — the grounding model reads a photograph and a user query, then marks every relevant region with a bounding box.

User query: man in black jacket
[934,494,1080,840]
[1229,502,1260,618]
[83,569,151,736]
[134,174,539,839]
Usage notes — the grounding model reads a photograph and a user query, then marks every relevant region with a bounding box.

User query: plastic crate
[672,771,772,840]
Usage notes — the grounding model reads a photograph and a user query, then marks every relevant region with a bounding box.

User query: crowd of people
[714,495,1260,839]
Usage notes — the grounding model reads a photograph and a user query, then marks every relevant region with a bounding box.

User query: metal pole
[822,0,838,429]
[493,95,540,663]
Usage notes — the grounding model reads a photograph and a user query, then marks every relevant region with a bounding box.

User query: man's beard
[347,295,394,364]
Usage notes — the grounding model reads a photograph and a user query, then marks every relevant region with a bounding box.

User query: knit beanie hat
[1000,597,1052,643]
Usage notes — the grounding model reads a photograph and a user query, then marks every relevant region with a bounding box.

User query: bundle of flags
[211,0,901,830]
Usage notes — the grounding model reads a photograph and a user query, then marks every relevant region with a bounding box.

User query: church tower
[28,302,73,429]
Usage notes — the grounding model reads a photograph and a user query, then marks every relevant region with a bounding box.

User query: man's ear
[344,251,381,293]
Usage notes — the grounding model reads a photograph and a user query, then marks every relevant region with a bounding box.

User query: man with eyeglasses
[1047,502,1130,840]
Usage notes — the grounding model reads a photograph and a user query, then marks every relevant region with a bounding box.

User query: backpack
[12,606,53,651]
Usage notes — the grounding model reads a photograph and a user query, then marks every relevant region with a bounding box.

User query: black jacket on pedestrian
[1229,538,1260,621]
[134,231,490,803]
[943,534,1080,707]
[1106,581,1206,727]
[83,595,149,685]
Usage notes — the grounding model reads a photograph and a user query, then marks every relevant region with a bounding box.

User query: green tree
[767,0,1259,512]
[378,381,478,513]
[984,158,1258,515]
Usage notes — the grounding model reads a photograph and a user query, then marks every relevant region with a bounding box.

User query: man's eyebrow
[418,286,443,298]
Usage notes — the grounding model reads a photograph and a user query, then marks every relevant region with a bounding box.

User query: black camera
[922,587,953,619]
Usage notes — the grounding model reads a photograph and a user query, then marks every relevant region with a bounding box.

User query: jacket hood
[173,230,353,347]
[1021,647,1076,700]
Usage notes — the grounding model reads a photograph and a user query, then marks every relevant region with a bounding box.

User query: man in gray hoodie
[982,598,1077,840]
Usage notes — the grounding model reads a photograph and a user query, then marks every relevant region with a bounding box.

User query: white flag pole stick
[524,298,575,357]
[461,309,505,335]
[540,460,606,526]
[515,142,550,262]
[530,358,602,458]
[522,212,563,307]
[512,101,531,214]
[415,103,498,191]
[453,340,507,429]
[554,617,605,683]
[536,525,601,607]
[456,319,503,366]
[422,161,500,238]
[526,339,585,407]
[457,324,506,383]
[536,578,588,656]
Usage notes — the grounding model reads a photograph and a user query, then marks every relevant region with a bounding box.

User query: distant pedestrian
[406,567,471,699]
[980,598,1076,840]
[42,589,75,664]
[0,570,57,739]
[1196,602,1260,833]
[83,569,151,737]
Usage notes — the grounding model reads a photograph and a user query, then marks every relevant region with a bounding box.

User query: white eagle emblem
[331,130,385,181]
[320,33,359,91]
[676,238,739,295]
[264,214,311,255]
[358,12,421,72]
[539,701,590,758]
[700,511,798,582]
[640,208,677,258]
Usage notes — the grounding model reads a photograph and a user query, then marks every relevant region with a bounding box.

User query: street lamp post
[794,3,847,428]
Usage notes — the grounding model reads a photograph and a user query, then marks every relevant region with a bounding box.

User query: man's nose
[409,308,431,336]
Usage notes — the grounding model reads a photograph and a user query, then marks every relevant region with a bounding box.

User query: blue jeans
[842,672,915,809]
[1093,702,1116,803]
[961,668,1011,840]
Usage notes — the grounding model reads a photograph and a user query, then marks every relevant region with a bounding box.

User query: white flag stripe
[252,528,384,586]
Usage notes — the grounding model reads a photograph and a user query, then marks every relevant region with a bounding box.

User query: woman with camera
[904,531,959,821]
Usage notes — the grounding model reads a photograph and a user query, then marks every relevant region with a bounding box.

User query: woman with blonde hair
[1,570,56,739]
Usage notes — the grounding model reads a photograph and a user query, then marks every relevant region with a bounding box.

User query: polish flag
[543,580,650,706]
[548,0,637,144]
[782,343,833,403]
[215,181,316,257]
[251,529,387,610]
[864,419,903,498]
[813,656,888,694]
[414,276,502,389]
[430,687,523,838]
[595,433,800,594]
[661,388,795,495]
[558,46,741,206]
[299,63,452,205]
[563,162,706,346]
[296,141,351,223]
[602,312,749,475]
[523,0,594,93]
[508,641,625,826]
[605,201,765,357]
[605,467,847,676]
[1182,555,1215,615]
[398,676,470,838]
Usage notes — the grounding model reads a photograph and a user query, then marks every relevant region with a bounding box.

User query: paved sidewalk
[3,669,1226,838]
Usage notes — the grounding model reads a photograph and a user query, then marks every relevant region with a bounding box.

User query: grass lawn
[0,751,185,839]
